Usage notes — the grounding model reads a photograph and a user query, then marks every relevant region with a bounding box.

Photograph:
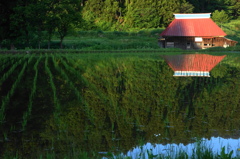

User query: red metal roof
[160,18,227,37]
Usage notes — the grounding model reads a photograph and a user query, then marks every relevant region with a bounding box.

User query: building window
[196,43,202,46]
[166,42,174,48]
[186,42,191,49]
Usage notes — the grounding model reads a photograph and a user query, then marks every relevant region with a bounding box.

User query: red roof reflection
[162,54,226,77]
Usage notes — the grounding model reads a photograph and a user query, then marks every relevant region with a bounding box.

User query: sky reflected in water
[123,137,240,158]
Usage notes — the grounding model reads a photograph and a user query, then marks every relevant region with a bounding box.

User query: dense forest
[0,0,240,49]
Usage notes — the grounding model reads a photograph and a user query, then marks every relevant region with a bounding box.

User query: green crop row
[22,55,42,130]
[0,54,33,124]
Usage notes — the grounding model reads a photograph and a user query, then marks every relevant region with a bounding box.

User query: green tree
[211,10,229,27]
[0,1,10,49]
[225,0,240,19]
[49,0,83,49]
[11,0,49,49]
[205,0,226,12]
[123,0,189,29]
[0,1,21,50]
[157,0,181,27]
[82,0,120,31]
[179,0,194,13]
[187,0,201,12]
[101,0,120,30]
[82,0,104,30]
[30,1,50,49]
[123,0,160,29]
[187,0,226,13]
[11,0,32,48]
[43,0,60,49]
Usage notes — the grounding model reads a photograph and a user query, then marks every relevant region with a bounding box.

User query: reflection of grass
[3,144,237,159]
[115,143,236,159]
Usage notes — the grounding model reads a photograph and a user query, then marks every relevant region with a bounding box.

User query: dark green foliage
[224,0,240,19]
[179,0,195,13]
[187,0,226,13]
[0,0,83,50]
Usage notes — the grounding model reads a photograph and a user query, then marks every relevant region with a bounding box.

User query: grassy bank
[0,29,164,50]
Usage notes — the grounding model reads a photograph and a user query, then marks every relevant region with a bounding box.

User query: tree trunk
[10,43,15,50]
[25,30,30,47]
[38,41,41,49]
[60,36,64,49]
[48,40,51,49]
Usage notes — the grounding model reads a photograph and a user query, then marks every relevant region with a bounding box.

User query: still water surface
[1,53,240,158]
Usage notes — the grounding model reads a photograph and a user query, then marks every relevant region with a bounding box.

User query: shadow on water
[0,53,240,158]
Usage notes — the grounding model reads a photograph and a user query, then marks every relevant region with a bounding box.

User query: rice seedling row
[44,54,61,122]
[0,54,34,124]
[21,55,42,130]
[59,54,109,103]
[0,55,27,123]
[51,54,84,103]
[0,55,26,85]
[0,57,17,73]
[57,54,118,125]
[50,54,94,121]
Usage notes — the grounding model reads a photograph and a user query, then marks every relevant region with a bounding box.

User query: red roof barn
[159,13,237,49]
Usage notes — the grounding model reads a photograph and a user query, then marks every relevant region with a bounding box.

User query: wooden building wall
[159,36,237,49]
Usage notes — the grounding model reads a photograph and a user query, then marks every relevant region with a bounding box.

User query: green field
[0,51,240,158]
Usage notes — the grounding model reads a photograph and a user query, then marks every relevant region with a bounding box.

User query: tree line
[0,0,239,49]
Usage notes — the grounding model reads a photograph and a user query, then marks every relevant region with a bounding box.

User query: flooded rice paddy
[0,52,240,158]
